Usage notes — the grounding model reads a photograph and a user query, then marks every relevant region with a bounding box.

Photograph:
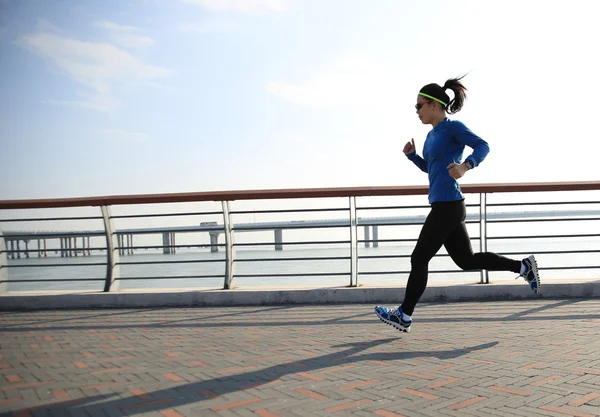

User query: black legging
[401,199,521,316]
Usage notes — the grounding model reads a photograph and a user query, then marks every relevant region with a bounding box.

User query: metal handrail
[1,180,599,292]
[1,181,599,209]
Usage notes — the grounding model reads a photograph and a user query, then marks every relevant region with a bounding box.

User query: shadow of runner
[1,338,498,417]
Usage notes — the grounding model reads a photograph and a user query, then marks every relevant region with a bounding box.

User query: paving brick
[3,301,600,416]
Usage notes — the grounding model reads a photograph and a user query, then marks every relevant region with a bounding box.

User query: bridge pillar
[121,234,131,256]
[162,233,169,254]
[373,225,379,248]
[209,232,220,252]
[274,229,283,251]
[16,240,21,259]
[162,232,176,254]
[364,225,370,248]
[38,239,47,257]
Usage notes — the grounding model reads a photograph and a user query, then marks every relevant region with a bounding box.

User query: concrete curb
[1,280,599,310]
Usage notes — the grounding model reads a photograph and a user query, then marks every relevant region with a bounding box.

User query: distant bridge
[2,209,599,259]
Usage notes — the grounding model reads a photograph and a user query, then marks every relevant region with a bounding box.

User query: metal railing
[1,181,599,292]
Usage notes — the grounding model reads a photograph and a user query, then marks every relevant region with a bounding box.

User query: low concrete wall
[1,280,599,310]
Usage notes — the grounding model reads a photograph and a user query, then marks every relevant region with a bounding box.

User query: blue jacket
[407,118,490,204]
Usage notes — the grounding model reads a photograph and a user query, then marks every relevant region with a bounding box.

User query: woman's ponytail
[442,76,468,114]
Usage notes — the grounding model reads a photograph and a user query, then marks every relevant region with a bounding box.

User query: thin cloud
[267,54,402,108]
[95,20,154,49]
[180,19,237,34]
[97,129,149,143]
[180,0,286,12]
[18,30,168,112]
[45,92,122,113]
[95,21,139,32]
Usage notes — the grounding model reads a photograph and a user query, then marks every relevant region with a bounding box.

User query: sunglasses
[415,100,431,111]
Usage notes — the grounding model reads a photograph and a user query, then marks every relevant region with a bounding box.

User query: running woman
[375,76,540,333]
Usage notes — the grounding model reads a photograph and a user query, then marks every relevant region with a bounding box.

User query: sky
[1,0,600,201]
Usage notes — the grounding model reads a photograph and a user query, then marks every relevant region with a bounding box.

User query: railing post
[0,228,7,292]
[479,193,489,284]
[222,201,236,289]
[349,196,358,287]
[101,205,121,292]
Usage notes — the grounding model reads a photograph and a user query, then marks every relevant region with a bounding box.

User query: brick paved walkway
[2,300,600,416]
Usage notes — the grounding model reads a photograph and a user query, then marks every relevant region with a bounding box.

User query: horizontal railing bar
[497,250,599,256]
[231,208,349,214]
[1,278,105,283]
[234,256,351,262]
[116,259,224,265]
[109,227,225,235]
[357,238,417,244]
[357,205,431,211]
[359,266,600,275]
[358,254,458,259]
[535,265,600,271]
[233,273,350,277]
[358,238,481,244]
[359,269,475,275]
[2,248,107,254]
[4,263,107,268]
[358,220,481,227]
[488,234,600,240]
[3,181,599,209]
[359,254,410,259]
[488,217,600,223]
[357,221,424,226]
[2,232,106,239]
[358,249,600,260]
[116,275,225,280]
[357,204,479,211]
[233,224,349,231]
[111,211,223,219]
[233,240,350,247]
[114,244,225,250]
[115,247,225,252]
[487,201,600,207]
[0,216,103,222]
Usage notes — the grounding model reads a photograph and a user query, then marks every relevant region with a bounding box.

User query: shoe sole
[376,314,410,332]
[530,256,541,294]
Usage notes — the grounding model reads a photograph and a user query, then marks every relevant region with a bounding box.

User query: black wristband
[465,159,474,169]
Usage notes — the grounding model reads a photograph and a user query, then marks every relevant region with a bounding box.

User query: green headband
[418,92,447,106]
